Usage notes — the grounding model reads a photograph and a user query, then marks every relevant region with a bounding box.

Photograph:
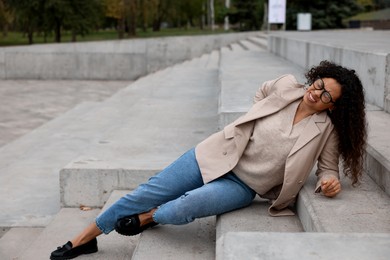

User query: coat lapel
[288,112,327,157]
[235,87,305,127]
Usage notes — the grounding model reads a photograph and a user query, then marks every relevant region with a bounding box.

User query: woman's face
[303,77,342,112]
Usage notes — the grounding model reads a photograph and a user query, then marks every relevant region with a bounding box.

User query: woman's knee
[153,193,198,225]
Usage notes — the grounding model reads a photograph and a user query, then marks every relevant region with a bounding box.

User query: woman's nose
[312,88,322,97]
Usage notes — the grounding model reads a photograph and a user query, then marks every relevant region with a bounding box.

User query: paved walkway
[0,80,130,147]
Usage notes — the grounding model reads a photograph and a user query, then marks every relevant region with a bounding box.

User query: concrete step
[229,43,246,52]
[218,49,305,128]
[205,50,220,69]
[17,190,135,260]
[60,67,220,208]
[216,197,303,258]
[77,190,138,260]
[18,208,100,260]
[0,31,263,80]
[297,172,390,233]
[177,51,216,69]
[239,39,266,51]
[0,101,105,227]
[365,109,390,196]
[132,217,216,260]
[0,57,212,227]
[0,227,44,260]
[198,53,210,67]
[217,38,390,238]
[220,46,231,54]
[247,36,268,49]
[219,232,390,260]
[268,30,390,112]
[183,57,202,68]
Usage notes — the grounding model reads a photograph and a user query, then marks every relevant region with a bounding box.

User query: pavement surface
[0,80,130,147]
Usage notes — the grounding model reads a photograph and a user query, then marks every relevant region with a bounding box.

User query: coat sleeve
[253,74,296,103]
[314,128,340,192]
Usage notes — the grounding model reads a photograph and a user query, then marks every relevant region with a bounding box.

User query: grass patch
[0,27,232,47]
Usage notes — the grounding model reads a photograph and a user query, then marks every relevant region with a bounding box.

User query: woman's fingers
[321,179,341,197]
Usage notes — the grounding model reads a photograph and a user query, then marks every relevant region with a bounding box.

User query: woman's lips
[308,92,316,103]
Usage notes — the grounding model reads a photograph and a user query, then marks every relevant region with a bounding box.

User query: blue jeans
[95,148,256,234]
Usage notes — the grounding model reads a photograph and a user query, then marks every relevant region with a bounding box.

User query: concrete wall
[268,35,390,112]
[0,32,261,80]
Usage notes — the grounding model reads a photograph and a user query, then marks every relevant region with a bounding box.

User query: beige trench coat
[195,74,340,216]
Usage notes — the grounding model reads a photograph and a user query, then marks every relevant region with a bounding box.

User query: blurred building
[344,8,390,29]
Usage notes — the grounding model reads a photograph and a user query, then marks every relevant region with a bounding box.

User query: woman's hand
[321,177,341,197]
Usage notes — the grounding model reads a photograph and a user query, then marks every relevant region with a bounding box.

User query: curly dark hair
[305,60,367,185]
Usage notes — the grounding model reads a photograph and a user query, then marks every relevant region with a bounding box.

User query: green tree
[177,0,204,28]
[374,0,390,8]
[43,0,102,43]
[65,0,103,42]
[0,0,14,37]
[104,0,130,38]
[125,0,138,37]
[357,0,376,11]
[43,0,71,43]
[149,0,173,31]
[286,0,362,30]
[8,0,44,44]
[229,0,264,31]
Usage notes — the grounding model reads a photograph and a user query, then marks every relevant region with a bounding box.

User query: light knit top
[232,99,311,195]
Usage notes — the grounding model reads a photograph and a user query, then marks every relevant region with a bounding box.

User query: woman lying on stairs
[50,60,367,259]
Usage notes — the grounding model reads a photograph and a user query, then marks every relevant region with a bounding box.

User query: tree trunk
[127,0,137,37]
[27,29,34,44]
[72,30,77,42]
[152,19,161,31]
[2,24,8,37]
[54,19,61,43]
[140,0,147,32]
[118,17,125,39]
[26,20,34,44]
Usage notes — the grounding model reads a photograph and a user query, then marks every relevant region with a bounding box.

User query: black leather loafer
[115,214,158,236]
[50,238,98,259]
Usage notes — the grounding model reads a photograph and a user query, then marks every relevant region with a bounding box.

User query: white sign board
[268,0,286,24]
[297,13,312,31]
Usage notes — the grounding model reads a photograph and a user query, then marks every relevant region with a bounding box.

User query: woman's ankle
[70,223,101,248]
[139,208,157,226]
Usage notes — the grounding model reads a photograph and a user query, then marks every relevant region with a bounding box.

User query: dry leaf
[79,205,92,211]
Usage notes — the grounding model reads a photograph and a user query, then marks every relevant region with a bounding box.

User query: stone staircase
[1,31,390,259]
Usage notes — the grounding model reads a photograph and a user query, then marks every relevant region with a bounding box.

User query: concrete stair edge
[0,101,99,167]
[365,109,390,196]
[60,67,220,209]
[239,39,266,51]
[18,208,100,260]
[218,232,390,260]
[247,36,268,49]
[79,190,139,260]
[0,101,116,227]
[216,196,303,259]
[0,227,44,260]
[205,50,220,69]
[267,33,389,112]
[13,190,136,260]
[60,168,159,208]
[218,50,305,128]
[229,42,246,52]
[132,217,216,260]
[297,172,390,233]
